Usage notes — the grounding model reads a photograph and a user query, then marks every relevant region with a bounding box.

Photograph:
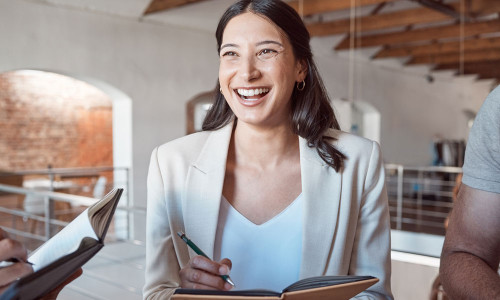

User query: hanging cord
[356,0,362,103]
[459,0,465,76]
[348,0,356,102]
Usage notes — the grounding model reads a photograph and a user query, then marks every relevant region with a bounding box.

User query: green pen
[177,231,235,287]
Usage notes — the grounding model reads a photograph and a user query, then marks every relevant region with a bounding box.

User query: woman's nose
[239,56,261,81]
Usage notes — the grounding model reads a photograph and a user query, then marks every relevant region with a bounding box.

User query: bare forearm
[440,252,500,299]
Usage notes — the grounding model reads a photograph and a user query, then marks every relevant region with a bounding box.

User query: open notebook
[172,275,378,300]
[0,188,123,300]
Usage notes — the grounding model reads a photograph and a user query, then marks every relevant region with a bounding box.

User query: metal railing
[1,164,461,243]
[0,166,142,248]
[385,164,462,236]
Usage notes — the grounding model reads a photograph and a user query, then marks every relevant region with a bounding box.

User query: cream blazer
[143,122,393,300]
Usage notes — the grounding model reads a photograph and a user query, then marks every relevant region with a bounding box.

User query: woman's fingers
[180,267,226,290]
[179,256,233,290]
[191,256,224,275]
[218,258,232,275]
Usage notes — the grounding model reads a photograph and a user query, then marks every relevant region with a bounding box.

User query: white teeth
[237,88,269,97]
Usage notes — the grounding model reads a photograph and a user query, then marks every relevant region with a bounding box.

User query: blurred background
[0,0,498,299]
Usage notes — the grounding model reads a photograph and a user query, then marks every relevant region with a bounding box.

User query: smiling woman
[143,1,393,300]
[218,12,304,129]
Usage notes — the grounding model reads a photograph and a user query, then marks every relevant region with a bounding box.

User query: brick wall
[0,70,113,171]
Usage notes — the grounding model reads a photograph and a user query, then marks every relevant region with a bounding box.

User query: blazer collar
[184,121,233,259]
[299,136,342,278]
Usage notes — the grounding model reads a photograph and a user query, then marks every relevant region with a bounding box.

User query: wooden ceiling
[144,0,500,82]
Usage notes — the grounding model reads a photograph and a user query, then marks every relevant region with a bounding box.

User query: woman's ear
[296,59,308,82]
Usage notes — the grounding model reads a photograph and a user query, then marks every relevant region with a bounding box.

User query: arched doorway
[0,69,133,238]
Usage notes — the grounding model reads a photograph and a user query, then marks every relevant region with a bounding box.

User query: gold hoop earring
[297,80,305,91]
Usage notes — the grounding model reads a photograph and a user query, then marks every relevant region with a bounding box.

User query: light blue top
[462,85,500,194]
[214,194,303,292]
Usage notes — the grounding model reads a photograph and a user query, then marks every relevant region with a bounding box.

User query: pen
[6,258,34,266]
[177,231,235,287]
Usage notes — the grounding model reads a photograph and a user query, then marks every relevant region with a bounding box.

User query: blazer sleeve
[143,147,180,300]
[350,141,393,300]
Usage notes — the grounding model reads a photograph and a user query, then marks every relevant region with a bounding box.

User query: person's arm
[440,184,500,299]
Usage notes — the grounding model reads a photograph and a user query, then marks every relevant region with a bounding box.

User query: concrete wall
[0,0,497,208]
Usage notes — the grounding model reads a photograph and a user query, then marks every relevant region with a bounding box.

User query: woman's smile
[234,87,271,106]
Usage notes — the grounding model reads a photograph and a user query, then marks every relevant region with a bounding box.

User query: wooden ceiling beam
[407,48,500,65]
[287,0,397,16]
[144,0,207,15]
[408,0,463,20]
[465,67,500,78]
[374,36,500,58]
[477,74,500,81]
[434,60,500,71]
[335,19,500,50]
[434,60,500,81]
[309,0,500,37]
[308,6,447,36]
[462,66,500,79]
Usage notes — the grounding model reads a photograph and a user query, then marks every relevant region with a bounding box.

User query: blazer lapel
[299,137,342,278]
[183,121,233,259]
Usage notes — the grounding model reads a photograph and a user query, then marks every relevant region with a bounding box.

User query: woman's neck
[230,121,299,170]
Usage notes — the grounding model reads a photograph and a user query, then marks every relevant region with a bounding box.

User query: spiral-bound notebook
[172,275,378,300]
[0,188,123,300]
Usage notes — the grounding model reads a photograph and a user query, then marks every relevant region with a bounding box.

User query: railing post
[417,169,423,230]
[397,165,404,231]
[46,165,55,239]
[125,167,131,241]
[43,195,52,240]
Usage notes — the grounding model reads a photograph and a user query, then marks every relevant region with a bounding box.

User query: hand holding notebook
[0,188,123,300]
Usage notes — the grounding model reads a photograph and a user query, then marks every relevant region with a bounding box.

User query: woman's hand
[179,256,233,290]
[0,228,33,294]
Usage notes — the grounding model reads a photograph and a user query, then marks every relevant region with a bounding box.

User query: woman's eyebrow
[220,43,239,50]
[221,40,283,50]
[256,40,283,47]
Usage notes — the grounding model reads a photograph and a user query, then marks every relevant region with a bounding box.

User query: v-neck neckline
[220,194,303,227]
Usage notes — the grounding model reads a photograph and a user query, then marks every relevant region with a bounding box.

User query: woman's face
[219,12,306,129]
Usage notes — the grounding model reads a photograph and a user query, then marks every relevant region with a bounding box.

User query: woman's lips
[234,88,270,106]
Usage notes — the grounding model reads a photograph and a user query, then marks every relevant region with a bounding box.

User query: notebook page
[29,208,98,271]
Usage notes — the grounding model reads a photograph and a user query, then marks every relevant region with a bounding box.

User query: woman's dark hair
[202,0,346,172]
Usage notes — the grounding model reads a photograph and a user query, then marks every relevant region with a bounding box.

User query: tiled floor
[58,240,145,300]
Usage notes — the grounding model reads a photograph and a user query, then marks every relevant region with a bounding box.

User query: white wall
[0,0,220,208]
[0,0,497,209]
[391,252,440,300]
[311,36,496,165]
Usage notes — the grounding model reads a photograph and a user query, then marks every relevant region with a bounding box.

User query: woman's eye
[259,49,277,55]
[222,51,237,57]
[258,49,278,59]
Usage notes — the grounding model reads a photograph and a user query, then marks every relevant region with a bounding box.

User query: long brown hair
[203,0,346,172]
